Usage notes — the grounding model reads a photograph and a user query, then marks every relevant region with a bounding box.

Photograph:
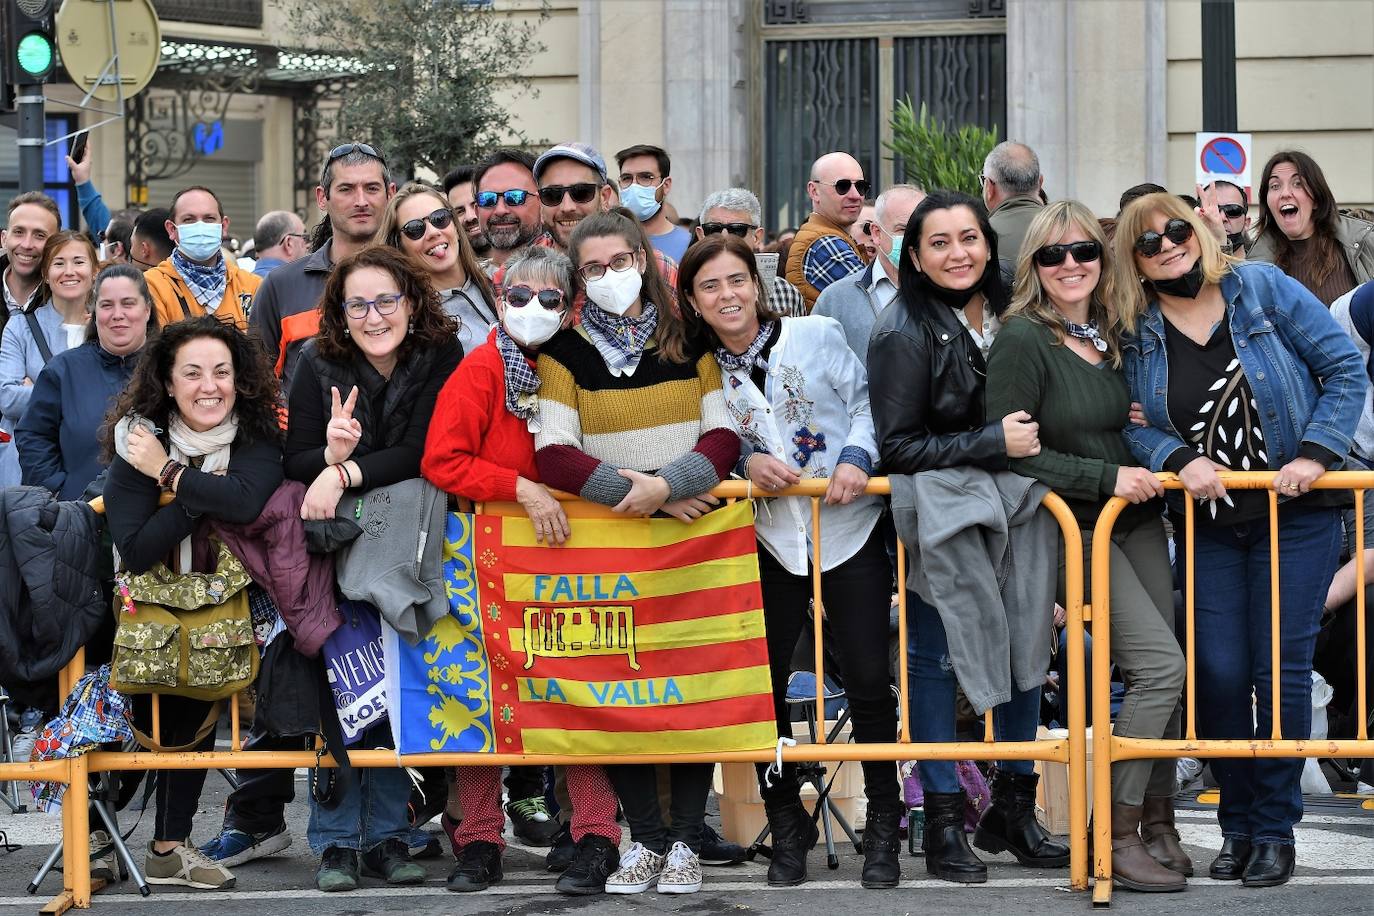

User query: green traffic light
[16,32,55,79]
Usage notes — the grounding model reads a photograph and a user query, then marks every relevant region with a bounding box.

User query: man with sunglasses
[614,144,693,263]
[248,142,395,389]
[1204,180,1252,257]
[473,149,546,272]
[694,187,806,316]
[814,184,925,368]
[532,142,679,293]
[784,151,872,312]
[442,165,493,260]
[980,141,1045,265]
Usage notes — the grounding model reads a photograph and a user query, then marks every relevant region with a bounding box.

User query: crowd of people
[1,132,1372,899]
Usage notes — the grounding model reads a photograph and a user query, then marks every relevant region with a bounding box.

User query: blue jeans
[307,765,413,855]
[906,591,1040,793]
[1191,504,1340,845]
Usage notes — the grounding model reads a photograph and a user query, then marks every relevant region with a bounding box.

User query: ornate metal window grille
[894,34,1006,139]
[763,38,880,233]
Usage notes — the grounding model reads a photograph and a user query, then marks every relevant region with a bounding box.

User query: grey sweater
[812,262,888,368]
[890,468,1055,713]
[336,477,448,645]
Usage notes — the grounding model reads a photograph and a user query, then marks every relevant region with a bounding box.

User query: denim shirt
[1121,261,1366,478]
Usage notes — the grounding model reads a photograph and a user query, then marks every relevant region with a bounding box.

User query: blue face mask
[886,233,904,268]
[176,221,224,262]
[619,183,662,222]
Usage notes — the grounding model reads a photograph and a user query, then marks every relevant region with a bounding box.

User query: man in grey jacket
[813,184,923,367]
[982,142,1045,266]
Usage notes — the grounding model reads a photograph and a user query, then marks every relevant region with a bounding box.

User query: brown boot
[1140,795,1194,876]
[1111,803,1186,893]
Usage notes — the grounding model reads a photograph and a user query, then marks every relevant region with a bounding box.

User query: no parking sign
[1196,132,1252,192]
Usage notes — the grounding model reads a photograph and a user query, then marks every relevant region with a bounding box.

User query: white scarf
[115,413,237,571]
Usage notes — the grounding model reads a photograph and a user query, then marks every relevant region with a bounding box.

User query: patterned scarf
[581,301,659,377]
[172,248,227,310]
[496,325,542,424]
[715,319,777,374]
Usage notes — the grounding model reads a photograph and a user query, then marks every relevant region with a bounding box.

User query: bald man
[981,141,1044,265]
[784,152,873,311]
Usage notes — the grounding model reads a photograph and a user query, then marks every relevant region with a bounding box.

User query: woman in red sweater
[421,246,622,896]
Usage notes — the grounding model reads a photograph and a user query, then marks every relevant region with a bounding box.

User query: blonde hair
[374,182,496,306]
[1112,192,1236,328]
[1007,200,1125,368]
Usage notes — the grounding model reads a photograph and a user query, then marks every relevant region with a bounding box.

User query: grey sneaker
[605,842,664,894]
[89,831,116,883]
[145,843,235,889]
[657,841,702,894]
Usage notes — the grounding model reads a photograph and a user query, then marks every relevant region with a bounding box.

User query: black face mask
[915,263,988,309]
[1227,231,1247,252]
[1151,257,1206,299]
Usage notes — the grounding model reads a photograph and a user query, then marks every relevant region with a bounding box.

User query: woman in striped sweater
[535,211,740,896]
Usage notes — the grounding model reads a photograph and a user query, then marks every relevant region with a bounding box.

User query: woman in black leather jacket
[868,190,1063,884]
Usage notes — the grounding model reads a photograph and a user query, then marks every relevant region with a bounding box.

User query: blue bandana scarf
[172,248,227,310]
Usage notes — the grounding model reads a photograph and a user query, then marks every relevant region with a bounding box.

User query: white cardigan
[717,316,882,574]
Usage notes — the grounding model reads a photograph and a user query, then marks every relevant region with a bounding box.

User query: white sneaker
[605,842,664,894]
[657,841,702,894]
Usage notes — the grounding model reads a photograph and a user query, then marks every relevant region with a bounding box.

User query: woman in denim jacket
[1115,193,1365,889]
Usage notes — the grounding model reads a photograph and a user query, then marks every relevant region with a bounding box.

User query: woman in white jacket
[678,232,901,890]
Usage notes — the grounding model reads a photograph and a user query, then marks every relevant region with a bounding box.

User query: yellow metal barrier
[14,479,1090,910]
[1089,471,1374,907]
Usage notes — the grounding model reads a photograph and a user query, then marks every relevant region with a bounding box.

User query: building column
[661,0,750,221]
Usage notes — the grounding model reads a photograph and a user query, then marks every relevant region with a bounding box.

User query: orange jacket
[144,257,260,331]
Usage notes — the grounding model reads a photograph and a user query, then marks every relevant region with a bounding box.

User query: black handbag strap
[23,310,53,365]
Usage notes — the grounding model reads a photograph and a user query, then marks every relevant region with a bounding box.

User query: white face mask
[503,302,562,348]
[584,264,643,316]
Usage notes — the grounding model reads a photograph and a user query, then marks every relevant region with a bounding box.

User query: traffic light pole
[16,84,44,193]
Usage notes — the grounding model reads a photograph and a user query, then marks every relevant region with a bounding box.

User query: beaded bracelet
[158,460,183,491]
[157,459,177,484]
[335,464,349,489]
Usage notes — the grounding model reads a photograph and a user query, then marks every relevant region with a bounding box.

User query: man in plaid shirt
[783,152,871,311]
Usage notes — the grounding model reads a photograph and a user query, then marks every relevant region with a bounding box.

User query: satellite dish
[55,0,161,103]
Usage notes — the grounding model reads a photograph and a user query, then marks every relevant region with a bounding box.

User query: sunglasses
[1218,203,1247,219]
[1134,218,1194,257]
[476,189,532,209]
[342,293,404,320]
[398,208,454,241]
[538,183,600,207]
[817,178,871,197]
[1033,240,1102,268]
[701,222,755,238]
[320,142,385,183]
[505,285,565,310]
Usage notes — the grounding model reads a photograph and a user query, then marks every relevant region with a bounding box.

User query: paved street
[1,766,1371,915]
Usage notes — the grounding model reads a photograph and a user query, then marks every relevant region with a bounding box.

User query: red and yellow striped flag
[390,500,777,756]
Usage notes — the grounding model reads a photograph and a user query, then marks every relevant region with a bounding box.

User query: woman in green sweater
[985,200,1187,894]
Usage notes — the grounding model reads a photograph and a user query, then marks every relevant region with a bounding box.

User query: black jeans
[504,765,545,803]
[606,762,712,854]
[223,725,308,834]
[131,694,215,842]
[753,528,900,809]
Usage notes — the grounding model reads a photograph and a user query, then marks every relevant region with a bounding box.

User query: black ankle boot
[763,795,818,886]
[973,769,1070,868]
[860,804,902,889]
[923,791,987,884]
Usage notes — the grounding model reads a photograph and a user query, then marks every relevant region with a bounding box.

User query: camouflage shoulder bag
[109,541,258,714]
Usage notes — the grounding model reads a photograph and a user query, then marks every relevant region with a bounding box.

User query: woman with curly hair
[284,244,462,891]
[101,312,284,890]
[375,182,498,355]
